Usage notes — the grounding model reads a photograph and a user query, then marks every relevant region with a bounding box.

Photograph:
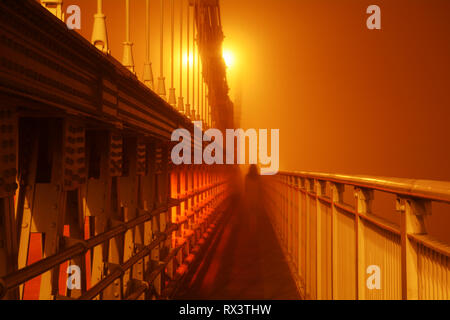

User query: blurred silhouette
[177,164,300,299]
[244,165,261,210]
[243,165,262,232]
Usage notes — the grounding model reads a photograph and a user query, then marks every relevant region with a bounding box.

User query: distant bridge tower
[40,0,64,21]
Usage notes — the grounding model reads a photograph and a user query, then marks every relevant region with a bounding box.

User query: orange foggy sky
[60,0,450,181]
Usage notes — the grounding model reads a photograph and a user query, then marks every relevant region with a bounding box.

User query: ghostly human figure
[244,165,262,230]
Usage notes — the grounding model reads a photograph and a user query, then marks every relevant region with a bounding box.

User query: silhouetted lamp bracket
[92,0,110,54]
[158,77,167,101]
[41,0,64,21]
[169,88,177,106]
[143,62,154,90]
[122,0,136,74]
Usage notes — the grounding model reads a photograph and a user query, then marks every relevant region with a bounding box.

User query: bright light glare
[183,52,193,66]
[223,49,235,68]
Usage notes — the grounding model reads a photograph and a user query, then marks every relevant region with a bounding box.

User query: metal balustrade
[0,0,234,300]
[261,171,450,300]
[0,156,230,300]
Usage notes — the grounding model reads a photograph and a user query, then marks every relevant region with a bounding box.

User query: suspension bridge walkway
[0,0,449,300]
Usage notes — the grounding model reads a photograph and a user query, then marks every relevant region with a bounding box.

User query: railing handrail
[278,171,450,203]
[266,171,450,300]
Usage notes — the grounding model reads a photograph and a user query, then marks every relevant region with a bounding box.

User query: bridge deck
[177,185,300,300]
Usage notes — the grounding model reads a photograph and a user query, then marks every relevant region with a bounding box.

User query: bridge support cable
[192,0,197,121]
[168,0,177,107]
[143,0,155,89]
[36,0,232,128]
[186,0,192,119]
[177,0,185,114]
[157,0,167,100]
[122,0,135,74]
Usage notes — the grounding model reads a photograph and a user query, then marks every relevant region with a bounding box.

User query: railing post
[296,177,304,296]
[293,177,299,276]
[354,187,373,300]
[304,178,314,299]
[315,180,326,299]
[288,176,294,258]
[118,137,139,297]
[330,182,344,300]
[0,107,19,299]
[282,176,286,247]
[279,176,282,244]
[397,197,430,300]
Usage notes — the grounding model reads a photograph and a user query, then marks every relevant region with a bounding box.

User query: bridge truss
[0,0,233,300]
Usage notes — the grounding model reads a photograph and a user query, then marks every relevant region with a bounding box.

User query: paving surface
[178,178,300,300]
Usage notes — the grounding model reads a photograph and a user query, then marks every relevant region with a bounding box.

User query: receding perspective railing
[261,171,450,300]
[0,166,230,300]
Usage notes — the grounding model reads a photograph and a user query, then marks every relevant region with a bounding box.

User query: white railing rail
[261,171,450,300]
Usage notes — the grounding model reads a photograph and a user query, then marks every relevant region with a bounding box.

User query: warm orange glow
[222,49,235,68]
[183,52,193,67]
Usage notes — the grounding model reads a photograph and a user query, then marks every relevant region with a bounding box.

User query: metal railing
[261,171,450,300]
[0,171,230,300]
[0,0,234,301]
